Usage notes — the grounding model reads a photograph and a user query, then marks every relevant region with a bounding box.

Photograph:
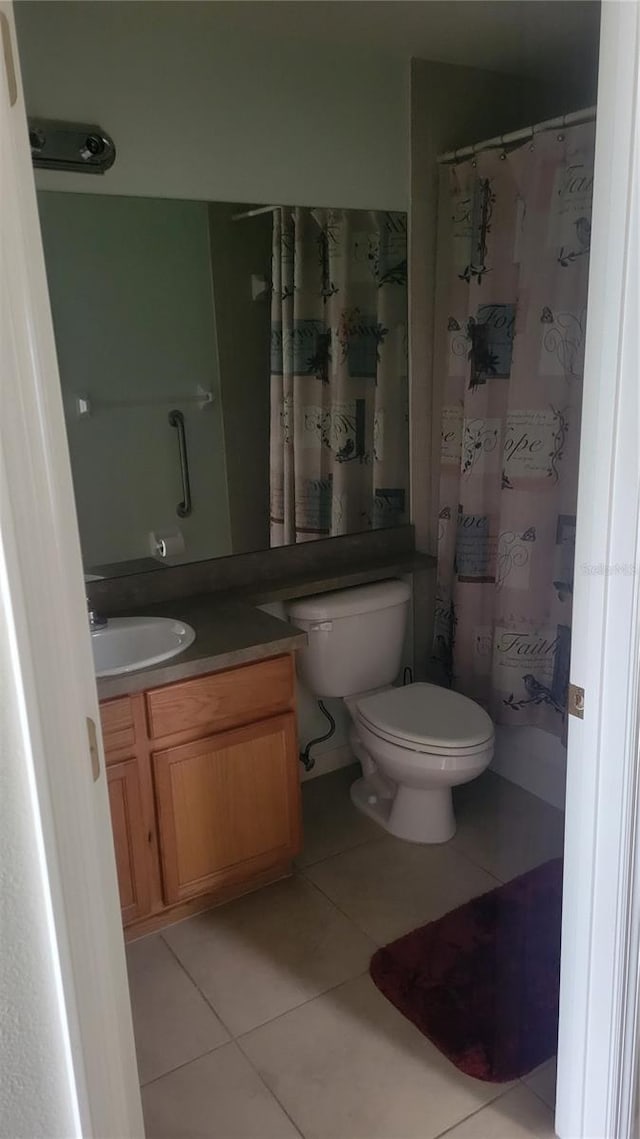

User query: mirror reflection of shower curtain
[433,121,595,739]
[269,207,409,546]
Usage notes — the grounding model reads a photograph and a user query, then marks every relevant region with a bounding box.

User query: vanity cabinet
[99,653,302,938]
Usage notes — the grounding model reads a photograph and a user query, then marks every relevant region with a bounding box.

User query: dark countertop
[96,596,306,700]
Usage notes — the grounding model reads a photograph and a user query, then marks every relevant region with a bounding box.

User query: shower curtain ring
[499,136,507,160]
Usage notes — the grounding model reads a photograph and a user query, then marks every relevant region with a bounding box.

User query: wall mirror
[37,192,409,577]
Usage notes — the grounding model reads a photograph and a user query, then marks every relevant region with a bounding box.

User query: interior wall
[492,726,567,811]
[208,204,272,555]
[15,1,409,211]
[37,192,231,570]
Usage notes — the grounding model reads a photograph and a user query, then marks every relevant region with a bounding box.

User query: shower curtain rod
[437,105,596,165]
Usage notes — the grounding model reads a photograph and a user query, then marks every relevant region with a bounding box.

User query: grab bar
[168,409,192,517]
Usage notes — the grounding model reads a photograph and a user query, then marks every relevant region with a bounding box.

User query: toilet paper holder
[150,529,186,560]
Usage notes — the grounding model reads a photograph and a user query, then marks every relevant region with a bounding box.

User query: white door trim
[556,3,640,1136]
[0,4,143,1135]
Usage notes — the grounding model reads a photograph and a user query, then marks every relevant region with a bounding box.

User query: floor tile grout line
[430,1084,520,1139]
[522,1074,557,1114]
[297,836,515,946]
[138,931,364,1133]
[444,839,507,887]
[294,865,385,948]
[161,911,376,1041]
[527,1089,557,1113]
[235,1011,523,1139]
[295,827,388,871]
[139,1039,232,1090]
[299,797,511,889]
[295,830,391,873]
[299,823,563,896]
[135,944,302,1135]
[139,1036,302,1138]
[301,772,563,897]
[233,968,372,1046]
[159,931,237,1041]
[232,1036,306,1139]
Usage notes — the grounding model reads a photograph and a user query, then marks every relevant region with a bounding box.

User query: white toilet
[287,580,494,844]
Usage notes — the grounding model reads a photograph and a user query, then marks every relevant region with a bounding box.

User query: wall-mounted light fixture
[28,118,116,174]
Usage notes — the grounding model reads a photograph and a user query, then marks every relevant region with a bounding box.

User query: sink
[91,616,196,678]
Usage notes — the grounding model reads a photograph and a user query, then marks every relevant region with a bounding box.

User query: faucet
[86,596,108,631]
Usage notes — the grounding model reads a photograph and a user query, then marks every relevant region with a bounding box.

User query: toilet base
[350,775,456,844]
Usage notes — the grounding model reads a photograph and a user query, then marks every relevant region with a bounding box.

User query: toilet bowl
[345,682,494,843]
[286,580,494,844]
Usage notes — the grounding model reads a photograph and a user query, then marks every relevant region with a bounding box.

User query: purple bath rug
[370,857,563,1082]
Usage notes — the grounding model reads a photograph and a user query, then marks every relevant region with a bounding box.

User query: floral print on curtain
[434,121,595,739]
[270,207,408,546]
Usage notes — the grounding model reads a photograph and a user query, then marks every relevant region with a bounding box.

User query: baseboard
[491,725,567,811]
[300,743,355,782]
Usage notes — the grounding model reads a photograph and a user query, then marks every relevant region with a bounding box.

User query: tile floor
[129,767,564,1139]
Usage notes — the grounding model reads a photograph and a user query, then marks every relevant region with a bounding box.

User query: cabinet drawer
[145,654,294,740]
[100,696,135,759]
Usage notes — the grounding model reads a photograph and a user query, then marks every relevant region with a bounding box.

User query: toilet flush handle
[309,620,332,632]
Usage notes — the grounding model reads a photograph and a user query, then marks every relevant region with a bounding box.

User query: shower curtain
[434,120,595,738]
[269,207,409,546]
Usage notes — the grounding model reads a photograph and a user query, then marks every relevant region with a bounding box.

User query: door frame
[0,4,143,1135]
[556,2,640,1137]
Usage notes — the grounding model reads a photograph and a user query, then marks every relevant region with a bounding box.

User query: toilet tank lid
[287,579,411,621]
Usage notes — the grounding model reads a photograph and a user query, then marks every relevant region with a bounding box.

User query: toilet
[287,580,494,844]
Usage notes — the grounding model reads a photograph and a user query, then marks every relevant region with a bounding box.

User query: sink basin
[91,616,196,678]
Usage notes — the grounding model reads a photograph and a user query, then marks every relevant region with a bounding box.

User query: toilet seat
[355,682,494,756]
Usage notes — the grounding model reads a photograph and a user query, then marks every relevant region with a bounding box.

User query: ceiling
[208,1,601,83]
[15,1,601,94]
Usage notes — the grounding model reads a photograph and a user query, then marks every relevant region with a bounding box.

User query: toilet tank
[286,580,411,698]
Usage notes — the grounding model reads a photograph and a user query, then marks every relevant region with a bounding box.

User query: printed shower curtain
[269,207,408,546]
[434,121,595,738]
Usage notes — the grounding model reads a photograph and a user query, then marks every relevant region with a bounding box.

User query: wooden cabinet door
[107,759,151,925]
[153,713,301,904]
